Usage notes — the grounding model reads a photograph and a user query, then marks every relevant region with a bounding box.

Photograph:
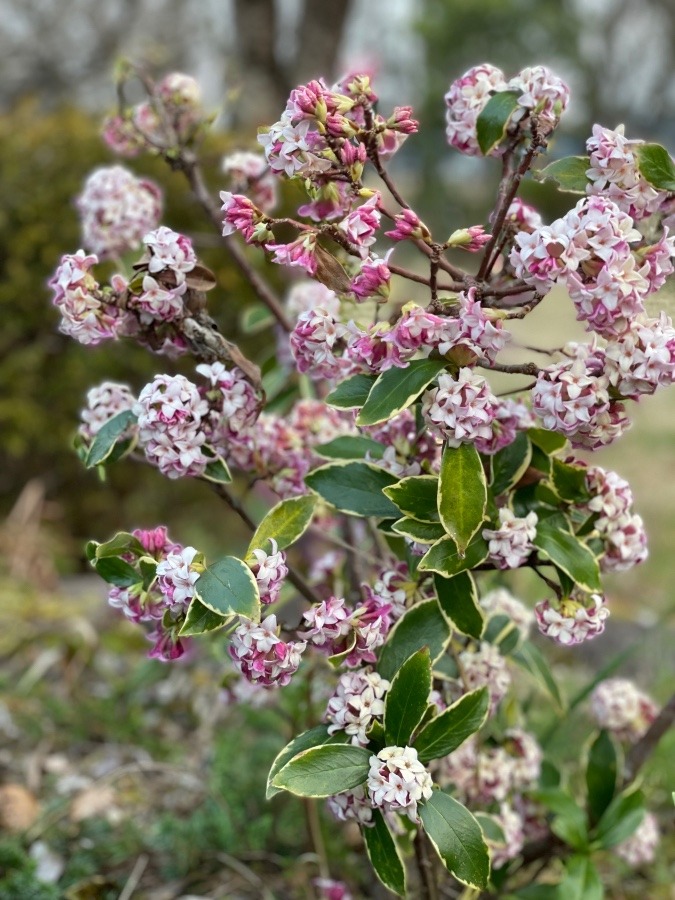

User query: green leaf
[536,156,592,193]
[266,725,347,800]
[491,433,532,495]
[476,90,521,156]
[305,461,399,518]
[474,813,506,845]
[512,640,565,710]
[420,791,490,889]
[93,556,139,587]
[562,855,604,900]
[179,596,228,636]
[356,359,448,426]
[378,599,451,681]
[202,456,232,484]
[592,787,644,849]
[240,302,275,333]
[532,788,588,851]
[414,688,489,763]
[247,494,317,555]
[384,647,432,745]
[434,572,485,639]
[85,410,137,468]
[586,731,619,825]
[271,744,371,797]
[482,613,521,654]
[383,475,440,522]
[551,458,590,503]
[326,374,377,409]
[528,428,567,455]
[314,435,384,460]
[438,444,487,555]
[391,518,446,544]
[418,533,489,578]
[362,810,407,897]
[196,556,260,621]
[636,142,675,191]
[532,521,601,593]
[93,531,144,559]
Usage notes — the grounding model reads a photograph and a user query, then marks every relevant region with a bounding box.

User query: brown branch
[209,483,321,607]
[478,361,541,377]
[414,830,439,900]
[625,692,675,782]
[388,263,461,292]
[477,133,545,282]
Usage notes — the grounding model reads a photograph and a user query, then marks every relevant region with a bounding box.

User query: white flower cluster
[535,592,609,645]
[590,678,658,742]
[483,509,538,569]
[366,745,433,822]
[325,669,390,746]
[422,368,497,446]
[459,641,512,713]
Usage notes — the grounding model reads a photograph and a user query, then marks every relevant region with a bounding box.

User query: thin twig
[178,150,292,332]
[209,483,321,607]
[118,854,149,900]
[414,829,439,900]
[478,361,541,377]
[304,799,331,882]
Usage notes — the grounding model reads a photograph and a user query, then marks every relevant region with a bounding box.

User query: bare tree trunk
[232,0,289,127]
[294,0,353,84]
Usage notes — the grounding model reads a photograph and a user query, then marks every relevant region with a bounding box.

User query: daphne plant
[50,60,675,897]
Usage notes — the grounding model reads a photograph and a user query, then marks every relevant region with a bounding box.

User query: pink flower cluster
[531,346,629,449]
[76,166,162,258]
[135,373,209,478]
[325,668,390,746]
[222,150,278,213]
[197,361,260,446]
[458,641,512,713]
[390,290,509,366]
[326,785,374,827]
[535,592,609,645]
[590,678,658,743]
[229,614,306,688]
[583,465,648,573]
[479,587,534,636]
[290,307,347,379]
[512,195,674,339]
[445,64,569,156]
[483,509,538,569]
[50,250,126,345]
[79,381,137,442]
[586,124,667,220]
[300,594,392,668]
[604,312,675,398]
[615,812,660,866]
[103,72,206,156]
[422,368,498,446]
[366,745,433,822]
[247,539,288,606]
[105,526,199,662]
[436,728,541,806]
[144,226,197,282]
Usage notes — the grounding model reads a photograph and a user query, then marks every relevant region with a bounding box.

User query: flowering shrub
[50,62,675,896]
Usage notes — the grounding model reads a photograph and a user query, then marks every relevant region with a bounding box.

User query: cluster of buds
[422,369,498,446]
[615,811,661,866]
